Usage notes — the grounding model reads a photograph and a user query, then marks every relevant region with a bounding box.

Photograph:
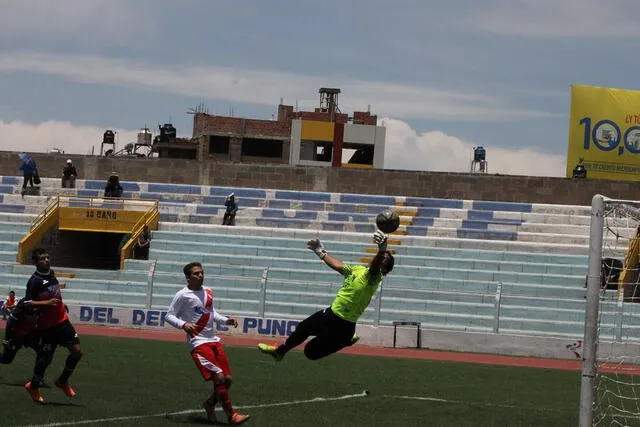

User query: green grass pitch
[0,334,580,426]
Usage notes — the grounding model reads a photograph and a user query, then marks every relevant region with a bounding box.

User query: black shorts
[310,307,356,344]
[39,320,80,350]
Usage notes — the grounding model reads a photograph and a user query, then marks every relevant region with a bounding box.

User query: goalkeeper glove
[373,230,388,252]
[307,238,327,259]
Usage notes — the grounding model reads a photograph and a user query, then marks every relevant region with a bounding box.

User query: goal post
[580,194,605,427]
[580,195,640,426]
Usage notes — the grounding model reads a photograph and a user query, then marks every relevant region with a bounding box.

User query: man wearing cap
[61,160,78,189]
[222,193,238,226]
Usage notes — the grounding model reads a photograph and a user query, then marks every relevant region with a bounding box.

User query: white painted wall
[289,119,302,166]
[373,125,386,169]
[344,123,376,145]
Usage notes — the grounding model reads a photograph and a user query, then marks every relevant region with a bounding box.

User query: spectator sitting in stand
[61,160,78,189]
[133,225,151,260]
[2,290,16,320]
[222,193,238,226]
[104,173,123,198]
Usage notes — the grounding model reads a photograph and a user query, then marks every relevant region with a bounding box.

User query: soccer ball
[376,210,400,233]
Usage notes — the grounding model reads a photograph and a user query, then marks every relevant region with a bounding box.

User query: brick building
[187,88,386,168]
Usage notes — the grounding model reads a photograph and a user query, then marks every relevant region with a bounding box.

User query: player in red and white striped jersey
[166,262,249,425]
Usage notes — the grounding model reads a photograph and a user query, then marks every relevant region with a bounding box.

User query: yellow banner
[567,84,640,181]
[58,207,146,233]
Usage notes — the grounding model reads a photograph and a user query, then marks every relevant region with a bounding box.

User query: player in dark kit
[0,298,39,364]
[24,248,83,403]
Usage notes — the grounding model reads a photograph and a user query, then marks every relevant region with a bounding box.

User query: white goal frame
[580,194,605,426]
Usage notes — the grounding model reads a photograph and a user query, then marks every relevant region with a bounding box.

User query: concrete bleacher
[0,175,599,241]
[0,174,637,344]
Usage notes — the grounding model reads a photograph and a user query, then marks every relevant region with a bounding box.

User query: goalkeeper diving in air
[258,230,394,361]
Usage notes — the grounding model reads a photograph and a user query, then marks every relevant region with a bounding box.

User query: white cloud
[0,0,148,44]
[382,118,566,177]
[0,120,138,156]
[0,52,558,122]
[0,118,566,177]
[468,0,640,38]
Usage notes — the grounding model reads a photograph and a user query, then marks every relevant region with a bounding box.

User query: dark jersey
[6,313,37,345]
[25,269,68,330]
[5,299,38,344]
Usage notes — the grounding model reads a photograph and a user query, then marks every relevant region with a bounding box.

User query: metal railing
[132,265,640,341]
[120,201,160,269]
[29,195,61,232]
[37,258,639,344]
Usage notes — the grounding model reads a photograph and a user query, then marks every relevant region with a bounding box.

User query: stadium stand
[0,175,635,343]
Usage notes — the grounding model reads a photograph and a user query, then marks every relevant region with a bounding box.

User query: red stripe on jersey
[193,312,211,336]
[37,302,69,330]
[205,288,213,309]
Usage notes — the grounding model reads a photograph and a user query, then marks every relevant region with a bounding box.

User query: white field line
[18,390,370,427]
[386,395,560,412]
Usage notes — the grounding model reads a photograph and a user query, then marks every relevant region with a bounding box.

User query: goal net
[581,195,640,426]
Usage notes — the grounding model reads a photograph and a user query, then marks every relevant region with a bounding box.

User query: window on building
[242,138,283,158]
[300,140,332,162]
[343,143,374,166]
[209,135,230,154]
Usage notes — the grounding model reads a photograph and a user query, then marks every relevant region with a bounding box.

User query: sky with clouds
[0,0,637,177]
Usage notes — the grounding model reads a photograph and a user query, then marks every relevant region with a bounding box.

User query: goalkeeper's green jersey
[330,264,383,323]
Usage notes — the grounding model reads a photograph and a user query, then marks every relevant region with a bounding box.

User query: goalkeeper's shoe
[55,379,76,397]
[25,381,44,403]
[258,343,283,361]
[350,334,360,345]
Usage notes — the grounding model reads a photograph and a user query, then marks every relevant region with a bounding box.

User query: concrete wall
[2,150,640,205]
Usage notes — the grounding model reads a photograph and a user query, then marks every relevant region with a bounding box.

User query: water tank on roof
[137,128,152,146]
[103,130,115,145]
[159,123,177,142]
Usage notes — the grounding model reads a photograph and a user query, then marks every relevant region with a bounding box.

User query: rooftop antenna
[187,102,210,115]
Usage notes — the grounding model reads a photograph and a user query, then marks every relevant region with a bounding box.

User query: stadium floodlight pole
[579,194,606,427]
